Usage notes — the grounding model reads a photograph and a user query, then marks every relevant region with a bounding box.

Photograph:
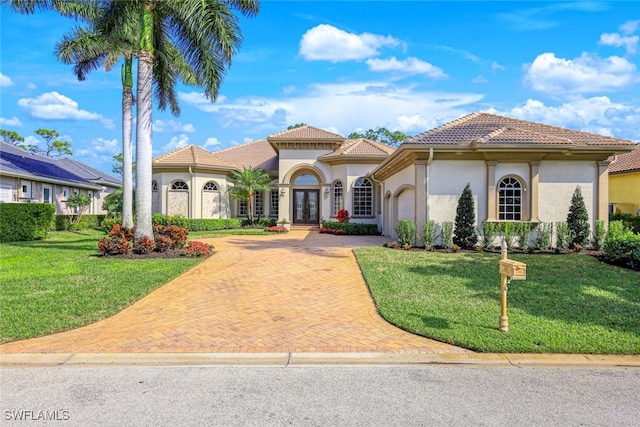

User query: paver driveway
[0,231,470,354]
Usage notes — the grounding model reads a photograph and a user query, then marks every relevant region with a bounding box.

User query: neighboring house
[0,141,121,215]
[608,147,640,215]
[151,113,636,239]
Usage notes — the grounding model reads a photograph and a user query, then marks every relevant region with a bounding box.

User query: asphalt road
[1,365,639,426]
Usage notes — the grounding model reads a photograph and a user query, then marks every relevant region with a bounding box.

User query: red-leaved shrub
[134,236,155,254]
[181,241,212,257]
[336,209,351,223]
[98,236,132,255]
[154,235,173,252]
[154,224,188,249]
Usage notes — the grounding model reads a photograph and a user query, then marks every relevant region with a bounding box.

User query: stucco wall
[428,160,485,224]
[609,172,640,214]
[538,161,596,225]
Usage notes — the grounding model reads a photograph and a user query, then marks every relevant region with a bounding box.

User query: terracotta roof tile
[267,125,344,141]
[320,138,395,160]
[609,146,640,173]
[215,139,279,172]
[153,145,235,168]
[405,112,635,146]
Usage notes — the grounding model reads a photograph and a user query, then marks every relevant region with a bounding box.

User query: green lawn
[355,248,640,354]
[0,229,202,343]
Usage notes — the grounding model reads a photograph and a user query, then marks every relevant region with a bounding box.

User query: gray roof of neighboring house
[0,141,121,188]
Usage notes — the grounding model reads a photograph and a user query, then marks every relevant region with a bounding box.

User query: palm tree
[229,166,271,225]
[99,0,260,241]
[13,0,260,240]
[55,22,137,228]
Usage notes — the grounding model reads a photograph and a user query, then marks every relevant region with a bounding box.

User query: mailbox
[499,259,527,280]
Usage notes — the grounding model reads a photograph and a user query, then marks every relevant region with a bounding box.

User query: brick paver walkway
[1,231,470,354]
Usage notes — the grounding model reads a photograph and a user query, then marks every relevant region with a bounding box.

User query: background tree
[64,193,91,224]
[567,186,590,248]
[287,123,307,130]
[112,153,136,179]
[229,166,271,225]
[0,129,28,150]
[348,127,408,147]
[454,183,477,248]
[33,128,72,157]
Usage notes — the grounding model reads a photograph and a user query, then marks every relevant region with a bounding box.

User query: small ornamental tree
[453,183,477,248]
[64,193,91,224]
[567,186,590,248]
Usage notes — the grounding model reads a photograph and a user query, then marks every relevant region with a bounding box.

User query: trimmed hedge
[610,213,640,234]
[55,214,107,231]
[152,214,242,231]
[321,221,380,235]
[603,220,640,271]
[0,203,55,242]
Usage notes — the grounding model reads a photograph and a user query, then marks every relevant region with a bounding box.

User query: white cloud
[524,52,639,95]
[472,75,489,84]
[365,57,447,78]
[179,82,484,137]
[27,82,37,90]
[162,134,190,152]
[203,137,221,149]
[0,73,14,87]
[599,33,639,55]
[492,61,506,72]
[91,137,120,154]
[486,97,640,141]
[153,119,196,133]
[299,24,400,62]
[17,91,114,128]
[283,85,296,95]
[620,20,639,35]
[0,116,23,127]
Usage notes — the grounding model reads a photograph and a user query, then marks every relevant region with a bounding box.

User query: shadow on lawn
[3,238,100,252]
[407,253,640,337]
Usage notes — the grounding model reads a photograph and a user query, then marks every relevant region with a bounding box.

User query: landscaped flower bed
[264,226,288,233]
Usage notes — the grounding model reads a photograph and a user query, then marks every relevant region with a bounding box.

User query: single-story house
[151,112,636,239]
[0,141,121,215]
[608,147,640,215]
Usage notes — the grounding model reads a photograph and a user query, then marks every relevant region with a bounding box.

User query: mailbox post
[498,242,526,332]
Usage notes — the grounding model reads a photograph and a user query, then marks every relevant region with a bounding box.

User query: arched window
[498,177,522,221]
[152,181,158,192]
[171,180,189,190]
[294,173,318,185]
[353,177,373,216]
[332,181,344,216]
[203,181,218,191]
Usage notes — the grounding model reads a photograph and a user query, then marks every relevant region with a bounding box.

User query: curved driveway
[1,231,470,354]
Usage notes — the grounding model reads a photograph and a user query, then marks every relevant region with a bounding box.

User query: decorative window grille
[353,177,373,216]
[332,181,344,216]
[498,177,522,221]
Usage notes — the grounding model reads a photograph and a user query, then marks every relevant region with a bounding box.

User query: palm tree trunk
[134,49,154,240]
[121,56,134,229]
[247,190,254,224]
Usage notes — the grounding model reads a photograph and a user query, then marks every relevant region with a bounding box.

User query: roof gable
[320,138,396,160]
[267,125,344,141]
[153,145,235,169]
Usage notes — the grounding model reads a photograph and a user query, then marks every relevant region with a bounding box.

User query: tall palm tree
[229,166,271,225]
[12,0,260,241]
[55,23,137,228]
[99,0,260,241]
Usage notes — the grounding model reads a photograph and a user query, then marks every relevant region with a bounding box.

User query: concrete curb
[2,353,639,368]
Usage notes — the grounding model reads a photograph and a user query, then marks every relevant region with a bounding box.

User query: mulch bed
[100,250,215,260]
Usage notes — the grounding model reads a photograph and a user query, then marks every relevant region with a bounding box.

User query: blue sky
[1,1,639,176]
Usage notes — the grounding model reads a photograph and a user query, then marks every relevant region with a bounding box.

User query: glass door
[293,190,319,224]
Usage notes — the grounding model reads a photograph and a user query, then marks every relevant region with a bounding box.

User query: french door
[293,190,319,224]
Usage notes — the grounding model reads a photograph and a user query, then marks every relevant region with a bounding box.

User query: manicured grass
[0,229,202,343]
[355,248,640,354]
[190,229,272,238]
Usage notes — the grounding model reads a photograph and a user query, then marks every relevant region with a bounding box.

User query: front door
[293,190,319,224]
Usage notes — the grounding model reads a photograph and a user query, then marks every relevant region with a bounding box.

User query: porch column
[597,161,609,222]
[529,161,540,222]
[415,160,428,242]
[486,161,498,221]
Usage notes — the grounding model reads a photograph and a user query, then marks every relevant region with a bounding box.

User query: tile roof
[215,139,279,172]
[153,145,236,169]
[405,112,636,146]
[319,138,395,160]
[267,125,344,141]
[0,142,90,185]
[609,146,640,173]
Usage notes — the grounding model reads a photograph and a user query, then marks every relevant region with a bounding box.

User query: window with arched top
[353,177,373,216]
[203,181,218,191]
[171,180,189,190]
[152,181,158,192]
[498,177,522,221]
[332,181,344,216]
[294,173,318,185]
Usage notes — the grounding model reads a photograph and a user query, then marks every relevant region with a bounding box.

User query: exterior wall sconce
[280,188,286,197]
[324,187,330,194]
